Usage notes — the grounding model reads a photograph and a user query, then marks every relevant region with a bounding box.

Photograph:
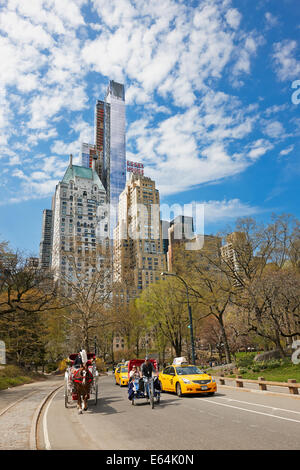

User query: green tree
[136,278,189,357]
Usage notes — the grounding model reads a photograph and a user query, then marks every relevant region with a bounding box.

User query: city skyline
[0,0,299,255]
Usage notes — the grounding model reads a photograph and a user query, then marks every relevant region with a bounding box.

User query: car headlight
[182,378,191,384]
[211,377,216,383]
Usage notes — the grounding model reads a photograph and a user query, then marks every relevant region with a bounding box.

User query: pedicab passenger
[129,365,142,380]
[128,365,142,400]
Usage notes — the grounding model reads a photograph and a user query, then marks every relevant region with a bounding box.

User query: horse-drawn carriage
[64,352,98,412]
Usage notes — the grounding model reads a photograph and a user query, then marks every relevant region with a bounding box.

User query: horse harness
[73,368,93,385]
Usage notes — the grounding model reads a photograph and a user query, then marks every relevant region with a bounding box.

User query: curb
[29,384,63,450]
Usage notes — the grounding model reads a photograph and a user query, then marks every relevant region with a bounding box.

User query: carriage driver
[74,351,83,368]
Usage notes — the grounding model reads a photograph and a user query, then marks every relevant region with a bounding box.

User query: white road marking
[196,398,300,424]
[214,396,300,415]
[43,387,62,450]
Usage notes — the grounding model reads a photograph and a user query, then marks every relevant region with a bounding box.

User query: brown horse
[72,365,93,414]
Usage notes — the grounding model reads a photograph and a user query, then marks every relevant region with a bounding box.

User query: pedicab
[64,352,99,409]
[127,359,161,409]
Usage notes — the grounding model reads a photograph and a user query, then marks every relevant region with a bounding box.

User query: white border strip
[196,397,300,424]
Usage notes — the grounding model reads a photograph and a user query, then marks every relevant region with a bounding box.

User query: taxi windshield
[121,367,128,372]
[176,366,204,375]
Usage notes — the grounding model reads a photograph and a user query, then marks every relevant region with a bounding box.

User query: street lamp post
[161,272,196,365]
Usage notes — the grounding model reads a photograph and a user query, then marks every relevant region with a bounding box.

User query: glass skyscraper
[105,80,126,237]
[80,80,126,239]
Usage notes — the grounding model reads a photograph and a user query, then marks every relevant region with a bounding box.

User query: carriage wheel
[150,395,154,409]
[64,384,69,408]
[94,384,98,406]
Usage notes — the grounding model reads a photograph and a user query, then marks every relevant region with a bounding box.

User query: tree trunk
[217,315,232,364]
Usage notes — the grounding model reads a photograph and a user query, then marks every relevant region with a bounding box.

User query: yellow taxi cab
[159,364,217,397]
[115,364,129,387]
[114,362,124,380]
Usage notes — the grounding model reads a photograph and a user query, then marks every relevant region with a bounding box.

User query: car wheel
[208,392,215,396]
[176,382,182,397]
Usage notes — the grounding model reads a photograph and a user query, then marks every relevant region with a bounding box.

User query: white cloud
[0,0,288,207]
[201,198,260,223]
[273,40,300,81]
[176,198,261,228]
[247,139,273,160]
[265,12,279,28]
[225,8,241,30]
[263,120,285,139]
[279,145,294,157]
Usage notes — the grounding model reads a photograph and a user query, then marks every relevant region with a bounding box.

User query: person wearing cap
[141,357,156,378]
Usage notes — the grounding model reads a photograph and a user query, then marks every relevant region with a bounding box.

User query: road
[35,373,300,450]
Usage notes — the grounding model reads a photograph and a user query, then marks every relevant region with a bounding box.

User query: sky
[0,0,299,255]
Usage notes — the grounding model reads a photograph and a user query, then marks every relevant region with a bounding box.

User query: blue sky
[0,0,299,255]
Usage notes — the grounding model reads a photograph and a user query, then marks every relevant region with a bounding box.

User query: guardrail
[218,374,299,395]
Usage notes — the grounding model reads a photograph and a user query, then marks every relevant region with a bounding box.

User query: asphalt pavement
[41,373,300,450]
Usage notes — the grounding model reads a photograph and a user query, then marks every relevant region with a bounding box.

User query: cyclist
[141,357,158,397]
[141,357,157,378]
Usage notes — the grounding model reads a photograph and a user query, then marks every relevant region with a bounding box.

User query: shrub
[45,363,58,373]
[235,352,257,368]
[58,359,69,372]
[0,365,25,378]
[96,358,106,373]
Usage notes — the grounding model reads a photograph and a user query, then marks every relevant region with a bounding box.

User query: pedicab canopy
[127,359,158,377]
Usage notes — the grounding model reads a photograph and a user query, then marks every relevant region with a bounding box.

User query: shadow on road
[128,397,181,408]
[89,396,125,415]
[161,391,226,399]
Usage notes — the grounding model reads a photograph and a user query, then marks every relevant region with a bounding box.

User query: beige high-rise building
[113,174,167,297]
[220,232,247,273]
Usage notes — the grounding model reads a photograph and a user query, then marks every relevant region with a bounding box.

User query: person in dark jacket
[141,357,156,377]
[74,351,83,368]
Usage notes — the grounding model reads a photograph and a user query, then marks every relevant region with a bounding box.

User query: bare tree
[0,246,60,317]
[57,242,113,351]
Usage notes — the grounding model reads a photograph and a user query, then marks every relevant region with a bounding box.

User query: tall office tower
[81,142,97,169]
[51,155,108,288]
[39,209,53,269]
[105,80,126,236]
[113,174,167,296]
[161,220,170,255]
[167,216,194,271]
[94,99,110,186]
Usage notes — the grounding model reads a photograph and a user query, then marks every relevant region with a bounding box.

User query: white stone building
[51,155,109,290]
